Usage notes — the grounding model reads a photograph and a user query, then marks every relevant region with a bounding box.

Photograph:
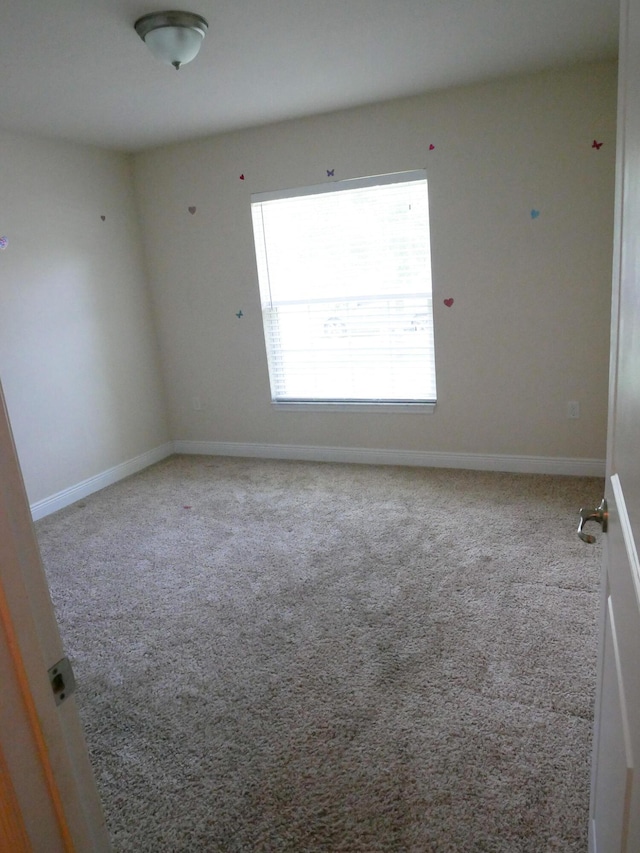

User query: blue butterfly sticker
[327,169,334,177]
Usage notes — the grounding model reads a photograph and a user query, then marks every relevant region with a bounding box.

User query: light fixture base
[134,10,208,41]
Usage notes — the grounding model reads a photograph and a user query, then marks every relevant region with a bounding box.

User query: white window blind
[251,171,437,405]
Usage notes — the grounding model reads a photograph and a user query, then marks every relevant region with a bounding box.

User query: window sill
[271,401,436,414]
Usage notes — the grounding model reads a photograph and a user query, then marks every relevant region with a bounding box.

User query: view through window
[251,170,436,405]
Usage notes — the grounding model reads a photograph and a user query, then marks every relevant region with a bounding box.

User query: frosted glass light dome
[135,11,208,70]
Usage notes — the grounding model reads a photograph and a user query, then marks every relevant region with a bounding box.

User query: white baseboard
[30,442,174,521]
[30,440,604,521]
[172,440,605,478]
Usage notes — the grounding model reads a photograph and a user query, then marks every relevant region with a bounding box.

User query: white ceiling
[0,0,619,152]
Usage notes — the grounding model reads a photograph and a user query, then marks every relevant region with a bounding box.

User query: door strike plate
[48,656,76,706]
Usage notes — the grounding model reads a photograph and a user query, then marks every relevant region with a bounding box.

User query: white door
[0,380,111,851]
[588,0,640,849]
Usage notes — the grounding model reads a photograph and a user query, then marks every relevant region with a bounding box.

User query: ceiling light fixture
[134,10,208,70]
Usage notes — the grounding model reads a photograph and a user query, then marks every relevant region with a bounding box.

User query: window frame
[251,170,437,412]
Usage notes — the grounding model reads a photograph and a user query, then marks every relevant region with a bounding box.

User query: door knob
[577,498,608,543]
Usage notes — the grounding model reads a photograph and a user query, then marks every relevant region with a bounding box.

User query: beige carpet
[36,456,603,852]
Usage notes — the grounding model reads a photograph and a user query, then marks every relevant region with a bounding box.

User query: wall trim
[30,439,605,521]
[30,443,174,521]
[172,440,606,478]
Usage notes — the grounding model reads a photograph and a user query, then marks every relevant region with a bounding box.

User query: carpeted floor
[36,456,603,852]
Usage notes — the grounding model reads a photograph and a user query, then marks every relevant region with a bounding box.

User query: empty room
[2,0,639,851]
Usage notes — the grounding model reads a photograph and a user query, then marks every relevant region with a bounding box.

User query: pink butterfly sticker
[444,298,454,307]
[0,236,7,250]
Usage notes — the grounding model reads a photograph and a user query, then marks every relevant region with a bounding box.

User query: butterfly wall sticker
[592,140,603,150]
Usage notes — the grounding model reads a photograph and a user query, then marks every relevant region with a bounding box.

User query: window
[250,170,436,408]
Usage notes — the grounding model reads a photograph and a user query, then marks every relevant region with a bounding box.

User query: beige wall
[0,130,169,504]
[0,61,619,510]
[134,61,617,464]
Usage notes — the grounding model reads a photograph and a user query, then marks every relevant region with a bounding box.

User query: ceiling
[0,0,619,153]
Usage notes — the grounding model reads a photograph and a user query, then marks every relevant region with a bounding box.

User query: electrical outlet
[567,401,580,419]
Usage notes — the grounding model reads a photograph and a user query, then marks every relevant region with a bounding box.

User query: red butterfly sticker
[429,144,435,150]
[592,140,603,150]
[239,174,245,180]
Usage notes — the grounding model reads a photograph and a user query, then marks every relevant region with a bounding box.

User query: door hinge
[48,656,76,706]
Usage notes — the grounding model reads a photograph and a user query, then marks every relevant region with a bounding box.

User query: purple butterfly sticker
[327,169,334,177]
[0,236,8,250]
